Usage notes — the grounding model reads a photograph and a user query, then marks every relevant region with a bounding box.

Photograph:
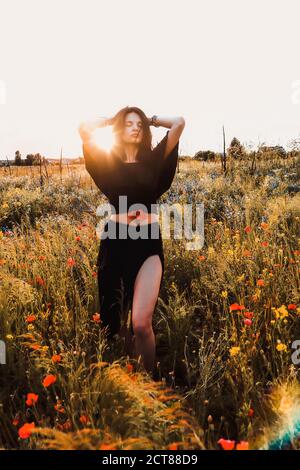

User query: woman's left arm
[148,116,185,160]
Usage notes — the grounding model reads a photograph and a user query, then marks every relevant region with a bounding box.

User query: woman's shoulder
[82,140,110,166]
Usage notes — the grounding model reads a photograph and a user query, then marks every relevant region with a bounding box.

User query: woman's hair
[111,106,153,162]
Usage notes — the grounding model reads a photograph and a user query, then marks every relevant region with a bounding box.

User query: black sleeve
[151,130,179,199]
[82,142,111,197]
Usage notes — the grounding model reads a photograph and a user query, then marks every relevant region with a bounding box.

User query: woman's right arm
[78,116,114,143]
[78,116,115,194]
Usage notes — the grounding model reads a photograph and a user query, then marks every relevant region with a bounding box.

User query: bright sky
[0,0,300,159]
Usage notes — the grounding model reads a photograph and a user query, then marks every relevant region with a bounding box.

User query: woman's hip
[100,220,162,241]
[97,221,163,270]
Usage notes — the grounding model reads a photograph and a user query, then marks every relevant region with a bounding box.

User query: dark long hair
[111,106,153,163]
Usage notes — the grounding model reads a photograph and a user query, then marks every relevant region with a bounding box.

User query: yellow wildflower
[272,305,289,320]
[229,346,240,357]
[276,343,287,352]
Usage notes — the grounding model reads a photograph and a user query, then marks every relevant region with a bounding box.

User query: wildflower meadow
[0,151,300,450]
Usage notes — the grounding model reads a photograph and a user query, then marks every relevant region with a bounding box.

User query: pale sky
[0,0,300,159]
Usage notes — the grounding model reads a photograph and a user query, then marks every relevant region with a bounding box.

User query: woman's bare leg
[130,255,162,374]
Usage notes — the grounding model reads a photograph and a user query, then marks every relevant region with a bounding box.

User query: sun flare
[90,127,116,153]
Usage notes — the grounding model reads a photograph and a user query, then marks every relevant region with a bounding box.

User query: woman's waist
[110,209,159,225]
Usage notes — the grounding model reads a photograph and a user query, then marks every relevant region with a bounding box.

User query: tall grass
[0,155,299,449]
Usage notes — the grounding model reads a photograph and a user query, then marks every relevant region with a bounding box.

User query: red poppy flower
[236,441,249,450]
[79,415,90,425]
[18,422,35,439]
[230,303,246,312]
[26,393,39,407]
[51,354,61,363]
[67,257,76,267]
[288,304,297,310]
[244,311,254,319]
[218,438,235,450]
[92,313,101,323]
[42,374,57,388]
[244,226,252,233]
[26,315,36,323]
[168,443,179,450]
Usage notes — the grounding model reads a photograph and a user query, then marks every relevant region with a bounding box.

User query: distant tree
[14,150,22,166]
[258,145,287,159]
[194,150,216,161]
[25,153,46,166]
[227,137,246,160]
[25,154,35,166]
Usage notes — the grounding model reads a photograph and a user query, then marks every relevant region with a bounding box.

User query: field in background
[0,155,300,450]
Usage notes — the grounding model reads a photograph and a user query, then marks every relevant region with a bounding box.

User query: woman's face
[122,112,143,144]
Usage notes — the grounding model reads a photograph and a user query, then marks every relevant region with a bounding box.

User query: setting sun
[90,126,116,153]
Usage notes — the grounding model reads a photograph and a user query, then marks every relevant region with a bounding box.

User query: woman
[78,106,185,376]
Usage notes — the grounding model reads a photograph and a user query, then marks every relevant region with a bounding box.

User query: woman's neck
[123,143,139,162]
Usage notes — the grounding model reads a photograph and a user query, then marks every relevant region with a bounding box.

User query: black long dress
[82,130,179,340]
